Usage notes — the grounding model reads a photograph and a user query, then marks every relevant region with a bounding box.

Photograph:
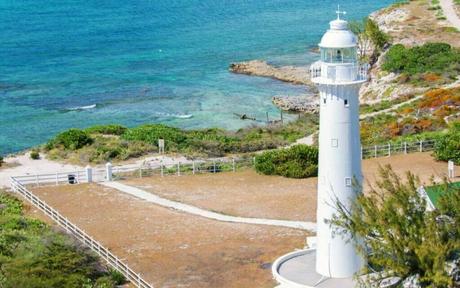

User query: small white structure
[158,139,165,154]
[273,8,368,287]
[448,160,455,179]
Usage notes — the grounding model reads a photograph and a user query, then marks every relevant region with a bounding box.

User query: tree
[330,165,460,287]
[0,155,3,167]
[349,18,390,62]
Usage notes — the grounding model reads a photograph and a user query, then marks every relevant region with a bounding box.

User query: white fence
[361,139,436,159]
[9,177,154,288]
[12,140,437,187]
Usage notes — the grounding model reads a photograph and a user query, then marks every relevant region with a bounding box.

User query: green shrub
[382,43,460,75]
[48,129,93,150]
[433,124,460,164]
[0,155,3,167]
[30,150,40,160]
[255,145,318,178]
[85,124,127,136]
[121,124,186,149]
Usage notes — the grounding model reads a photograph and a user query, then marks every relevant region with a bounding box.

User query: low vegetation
[433,123,460,164]
[360,87,460,145]
[43,115,318,164]
[254,145,318,178]
[331,166,460,287]
[382,43,460,85]
[0,191,125,287]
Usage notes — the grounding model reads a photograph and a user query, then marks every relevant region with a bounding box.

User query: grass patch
[0,191,125,287]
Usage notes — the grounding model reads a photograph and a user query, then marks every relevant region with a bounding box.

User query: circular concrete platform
[272,249,357,288]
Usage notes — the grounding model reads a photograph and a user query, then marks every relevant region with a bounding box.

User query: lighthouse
[272,8,368,287]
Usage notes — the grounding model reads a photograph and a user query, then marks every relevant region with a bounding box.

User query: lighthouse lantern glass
[320,47,357,64]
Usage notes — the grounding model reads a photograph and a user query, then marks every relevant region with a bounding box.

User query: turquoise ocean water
[0,0,394,154]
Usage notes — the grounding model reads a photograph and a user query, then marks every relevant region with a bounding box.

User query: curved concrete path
[101,181,316,232]
[440,0,460,29]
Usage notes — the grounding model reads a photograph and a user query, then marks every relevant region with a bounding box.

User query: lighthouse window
[344,99,348,106]
[323,98,326,104]
[331,138,338,148]
[345,177,352,187]
[321,48,357,63]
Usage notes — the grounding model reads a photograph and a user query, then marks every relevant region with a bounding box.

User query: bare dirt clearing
[122,153,455,222]
[30,184,308,288]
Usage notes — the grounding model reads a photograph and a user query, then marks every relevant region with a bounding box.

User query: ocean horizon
[0,0,395,154]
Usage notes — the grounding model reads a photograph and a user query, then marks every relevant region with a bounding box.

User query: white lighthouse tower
[272,8,368,288]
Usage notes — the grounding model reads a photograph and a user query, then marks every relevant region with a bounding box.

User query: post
[76,171,80,183]
[404,142,407,154]
[192,161,195,175]
[266,112,269,124]
[360,146,363,160]
[448,160,455,179]
[36,174,39,187]
[56,172,59,185]
[232,158,236,172]
[139,166,143,178]
[213,161,216,173]
[177,162,180,176]
[86,166,93,183]
[388,143,391,157]
[253,156,256,166]
[106,162,113,182]
[374,145,377,158]
[419,140,423,152]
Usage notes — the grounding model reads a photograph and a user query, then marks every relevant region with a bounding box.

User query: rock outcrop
[229,60,311,85]
[272,95,318,113]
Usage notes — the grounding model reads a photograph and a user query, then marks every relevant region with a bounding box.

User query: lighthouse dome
[319,19,357,48]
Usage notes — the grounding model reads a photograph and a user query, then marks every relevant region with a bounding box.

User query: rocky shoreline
[229,60,312,86]
[272,95,318,113]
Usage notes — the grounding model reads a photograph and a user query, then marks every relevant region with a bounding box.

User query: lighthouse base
[272,248,357,288]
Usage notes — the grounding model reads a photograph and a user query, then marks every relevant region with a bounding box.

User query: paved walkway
[440,0,460,29]
[101,181,316,232]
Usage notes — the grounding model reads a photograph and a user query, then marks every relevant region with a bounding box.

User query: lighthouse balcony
[310,62,369,84]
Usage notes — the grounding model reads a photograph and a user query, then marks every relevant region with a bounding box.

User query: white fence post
[139,166,143,178]
[404,142,407,154]
[55,172,59,185]
[177,162,180,176]
[374,145,377,158]
[420,140,423,152]
[86,166,93,183]
[448,160,455,179]
[192,161,195,175]
[213,161,216,173]
[388,143,391,157]
[106,162,113,182]
[232,158,236,172]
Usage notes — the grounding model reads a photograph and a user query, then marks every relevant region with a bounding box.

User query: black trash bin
[68,174,76,184]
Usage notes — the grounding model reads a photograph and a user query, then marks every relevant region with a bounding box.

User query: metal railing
[310,62,369,83]
[9,177,154,288]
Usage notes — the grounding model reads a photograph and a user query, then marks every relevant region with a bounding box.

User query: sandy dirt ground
[0,152,84,188]
[122,152,457,222]
[30,184,308,288]
[375,1,460,47]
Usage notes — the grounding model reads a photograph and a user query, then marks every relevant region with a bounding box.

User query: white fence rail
[361,139,436,159]
[9,177,153,288]
[13,140,436,187]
